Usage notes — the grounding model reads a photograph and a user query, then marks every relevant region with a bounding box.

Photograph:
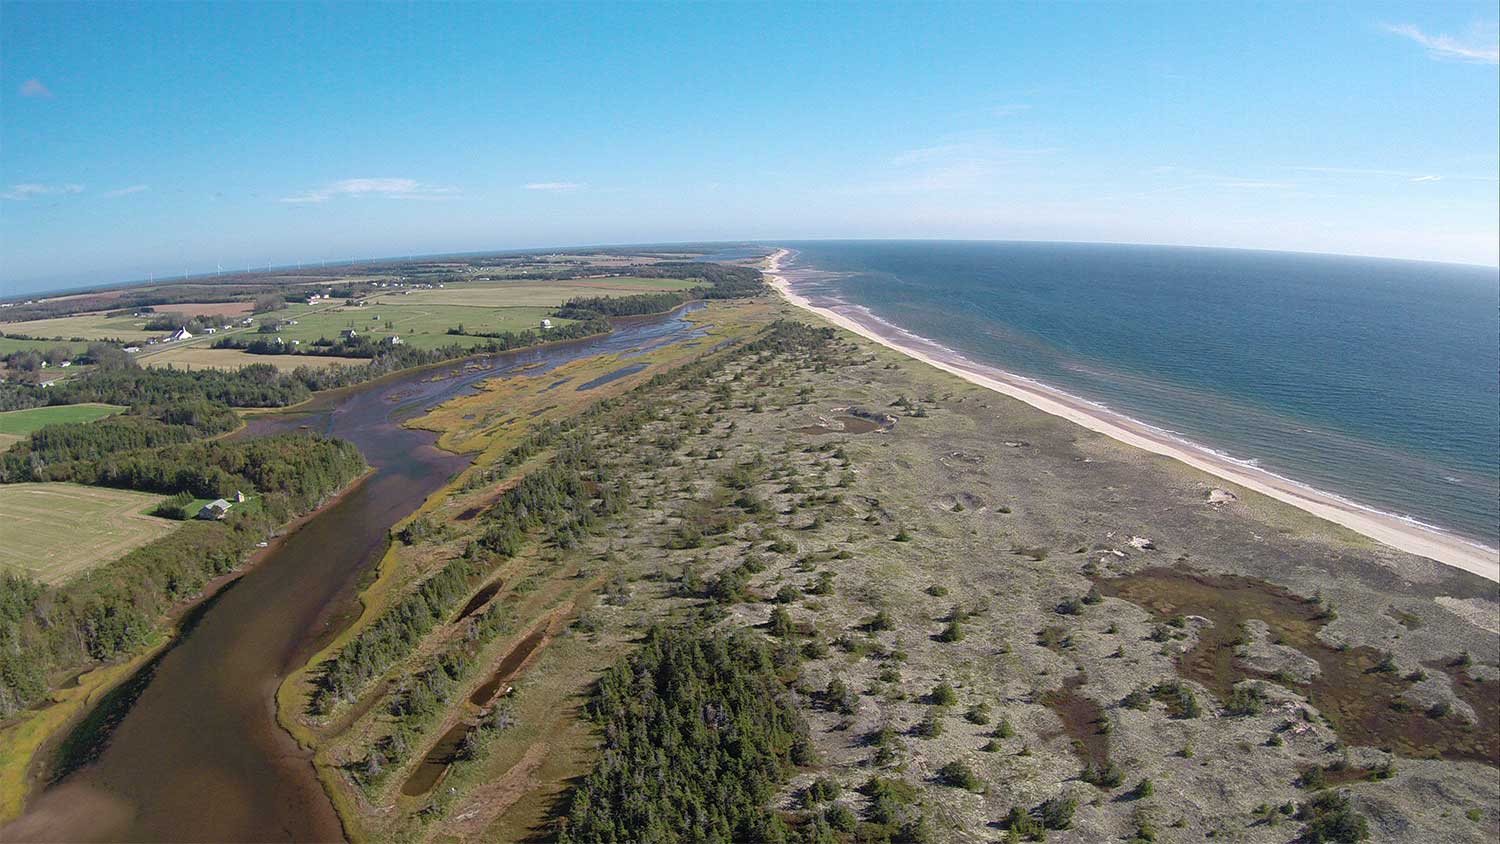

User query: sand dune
[763,248,1499,582]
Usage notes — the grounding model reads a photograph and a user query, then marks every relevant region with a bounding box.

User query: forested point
[554,262,765,320]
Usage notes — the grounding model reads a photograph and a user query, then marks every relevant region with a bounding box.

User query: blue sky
[2,1,1497,293]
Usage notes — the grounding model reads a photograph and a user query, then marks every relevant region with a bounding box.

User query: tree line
[0,433,366,715]
[551,262,766,321]
[0,399,240,483]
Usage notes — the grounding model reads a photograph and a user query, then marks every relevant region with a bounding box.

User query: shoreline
[761,247,1500,582]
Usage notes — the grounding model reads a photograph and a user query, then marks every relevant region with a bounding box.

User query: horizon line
[3,236,1496,301]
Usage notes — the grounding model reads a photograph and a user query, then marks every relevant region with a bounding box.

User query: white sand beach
[762,248,1500,582]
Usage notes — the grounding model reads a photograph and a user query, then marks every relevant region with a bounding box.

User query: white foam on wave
[785,277,1497,556]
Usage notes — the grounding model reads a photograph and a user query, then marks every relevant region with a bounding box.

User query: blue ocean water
[780,241,1500,546]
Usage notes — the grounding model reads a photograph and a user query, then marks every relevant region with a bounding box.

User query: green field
[3,301,329,346]
[1,312,163,342]
[0,336,90,356]
[0,403,127,439]
[260,303,575,350]
[142,347,368,372]
[380,277,701,308]
[0,483,176,584]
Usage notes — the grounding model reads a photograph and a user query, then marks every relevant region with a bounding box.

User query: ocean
[779,240,1500,547]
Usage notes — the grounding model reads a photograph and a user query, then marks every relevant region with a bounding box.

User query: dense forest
[556,625,812,844]
[552,292,690,319]
[553,262,766,320]
[0,433,366,715]
[0,399,239,483]
[0,362,313,413]
[24,432,363,500]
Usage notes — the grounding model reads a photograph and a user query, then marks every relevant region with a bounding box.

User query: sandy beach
[762,248,1500,582]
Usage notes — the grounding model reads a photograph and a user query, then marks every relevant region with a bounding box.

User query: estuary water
[6,307,704,843]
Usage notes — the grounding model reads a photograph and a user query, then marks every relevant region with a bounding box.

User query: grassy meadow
[379,276,701,308]
[0,483,176,585]
[142,347,367,372]
[0,336,91,356]
[2,312,164,343]
[0,404,128,448]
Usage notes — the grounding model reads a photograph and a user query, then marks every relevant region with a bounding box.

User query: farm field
[256,303,574,350]
[0,404,127,447]
[3,301,328,345]
[150,301,258,317]
[379,276,700,308]
[142,346,366,372]
[0,336,90,356]
[0,483,176,585]
[1,312,165,342]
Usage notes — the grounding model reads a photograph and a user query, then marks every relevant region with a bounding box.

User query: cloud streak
[522,182,582,191]
[2,183,83,200]
[104,184,150,197]
[18,78,52,98]
[1291,165,1498,182]
[281,178,454,204]
[1382,23,1499,64]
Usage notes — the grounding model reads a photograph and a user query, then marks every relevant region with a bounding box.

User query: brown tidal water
[4,309,704,843]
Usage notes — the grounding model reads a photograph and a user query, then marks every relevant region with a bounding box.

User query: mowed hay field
[143,346,366,372]
[152,301,257,317]
[0,336,90,356]
[1,312,162,342]
[0,404,127,448]
[381,276,701,308]
[264,302,573,350]
[0,483,176,584]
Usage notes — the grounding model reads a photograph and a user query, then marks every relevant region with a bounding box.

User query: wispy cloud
[1141,166,1297,194]
[2,183,83,200]
[1382,23,1499,64]
[858,141,1056,193]
[280,177,454,204]
[18,78,52,98]
[103,184,149,198]
[1291,165,1497,182]
[522,181,582,191]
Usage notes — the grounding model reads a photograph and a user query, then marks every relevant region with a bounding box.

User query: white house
[123,346,141,353]
[540,319,553,330]
[169,327,193,342]
[385,335,403,346]
[204,327,217,334]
